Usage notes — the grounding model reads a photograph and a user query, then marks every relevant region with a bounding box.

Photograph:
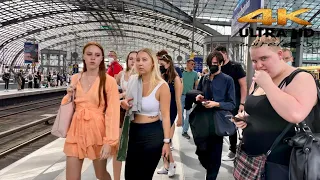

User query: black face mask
[159,65,167,74]
[209,65,219,74]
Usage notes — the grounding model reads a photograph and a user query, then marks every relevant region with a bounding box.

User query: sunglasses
[160,55,170,61]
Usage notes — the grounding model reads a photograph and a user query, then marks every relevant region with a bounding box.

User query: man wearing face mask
[282,48,294,66]
[190,51,235,180]
[107,50,123,79]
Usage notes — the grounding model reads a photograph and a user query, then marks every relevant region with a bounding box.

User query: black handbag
[282,69,320,180]
[213,109,236,136]
[286,122,320,180]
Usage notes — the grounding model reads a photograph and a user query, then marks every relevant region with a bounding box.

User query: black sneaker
[182,132,191,139]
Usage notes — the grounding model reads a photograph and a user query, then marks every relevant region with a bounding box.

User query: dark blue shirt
[175,66,182,78]
[197,73,236,111]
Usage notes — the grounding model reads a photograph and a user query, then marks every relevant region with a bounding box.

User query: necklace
[85,74,97,87]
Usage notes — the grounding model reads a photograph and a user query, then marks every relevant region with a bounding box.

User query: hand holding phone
[232,116,246,122]
[200,99,209,105]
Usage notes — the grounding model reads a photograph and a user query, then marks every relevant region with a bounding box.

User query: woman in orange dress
[61,42,120,180]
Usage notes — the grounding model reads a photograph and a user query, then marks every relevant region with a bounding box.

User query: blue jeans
[181,94,191,134]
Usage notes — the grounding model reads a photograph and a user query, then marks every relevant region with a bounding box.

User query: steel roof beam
[0,20,200,51]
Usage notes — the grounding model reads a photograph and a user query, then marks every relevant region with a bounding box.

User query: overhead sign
[231,0,264,37]
[24,42,39,64]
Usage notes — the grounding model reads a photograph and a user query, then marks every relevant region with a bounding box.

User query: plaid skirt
[233,146,267,180]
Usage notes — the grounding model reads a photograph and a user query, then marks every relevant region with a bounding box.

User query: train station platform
[0,87,67,107]
[0,128,234,180]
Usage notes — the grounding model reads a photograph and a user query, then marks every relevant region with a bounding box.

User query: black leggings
[4,80,9,90]
[125,120,163,180]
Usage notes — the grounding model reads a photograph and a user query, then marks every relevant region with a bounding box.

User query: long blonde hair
[138,48,165,94]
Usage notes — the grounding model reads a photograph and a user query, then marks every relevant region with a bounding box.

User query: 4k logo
[238,8,312,26]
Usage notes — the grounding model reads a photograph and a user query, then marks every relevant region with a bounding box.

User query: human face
[83,45,103,70]
[187,61,195,70]
[159,59,170,69]
[283,51,293,63]
[128,53,137,69]
[250,46,283,77]
[136,51,154,75]
[108,51,117,60]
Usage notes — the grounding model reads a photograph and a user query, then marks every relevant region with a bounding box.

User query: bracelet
[240,103,245,106]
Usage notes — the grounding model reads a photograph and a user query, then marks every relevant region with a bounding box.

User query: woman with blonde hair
[113,51,137,180]
[233,36,317,179]
[62,41,120,180]
[121,48,171,179]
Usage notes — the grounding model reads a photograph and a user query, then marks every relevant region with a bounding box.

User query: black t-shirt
[221,61,246,105]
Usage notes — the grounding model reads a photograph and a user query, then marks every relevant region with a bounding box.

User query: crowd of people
[1,69,72,91]
[57,36,318,180]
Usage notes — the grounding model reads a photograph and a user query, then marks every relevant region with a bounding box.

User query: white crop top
[136,82,164,116]
[120,72,128,91]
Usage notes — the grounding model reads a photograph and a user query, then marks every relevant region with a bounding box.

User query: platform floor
[0,87,67,99]
[0,128,234,180]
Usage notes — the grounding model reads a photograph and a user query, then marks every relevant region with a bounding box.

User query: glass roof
[1,0,320,66]
[0,0,215,66]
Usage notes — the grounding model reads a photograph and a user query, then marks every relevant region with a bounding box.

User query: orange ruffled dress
[61,73,120,160]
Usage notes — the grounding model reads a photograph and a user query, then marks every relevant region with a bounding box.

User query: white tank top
[120,72,128,91]
[136,82,164,116]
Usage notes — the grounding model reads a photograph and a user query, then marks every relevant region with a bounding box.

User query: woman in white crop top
[121,48,171,180]
[113,51,137,180]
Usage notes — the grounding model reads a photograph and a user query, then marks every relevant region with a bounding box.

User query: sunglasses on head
[161,54,170,61]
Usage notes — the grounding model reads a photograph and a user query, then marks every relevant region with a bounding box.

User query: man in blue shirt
[194,51,235,180]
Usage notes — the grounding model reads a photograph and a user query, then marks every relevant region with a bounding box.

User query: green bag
[116,115,130,161]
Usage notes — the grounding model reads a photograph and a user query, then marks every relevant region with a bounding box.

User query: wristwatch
[240,103,245,106]
[163,138,171,144]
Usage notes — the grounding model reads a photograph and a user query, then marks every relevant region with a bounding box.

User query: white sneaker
[157,166,168,174]
[168,163,176,177]
[222,151,236,161]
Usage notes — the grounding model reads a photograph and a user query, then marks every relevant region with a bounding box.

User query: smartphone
[199,99,209,105]
[233,116,246,122]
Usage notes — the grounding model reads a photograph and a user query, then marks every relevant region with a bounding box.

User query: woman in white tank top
[120,48,171,180]
[113,51,137,180]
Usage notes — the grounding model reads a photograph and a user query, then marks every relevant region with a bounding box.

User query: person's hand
[252,70,273,89]
[195,94,204,101]
[232,113,248,129]
[238,104,244,113]
[204,101,219,108]
[120,98,133,110]
[67,85,76,96]
[162,143,170,160]
[100,144,111,160]
[176,115,182,127]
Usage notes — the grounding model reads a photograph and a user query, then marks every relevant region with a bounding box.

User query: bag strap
[267,123,293,156]
[202,74,213,100]
[71,73,82,102]
[266,68,315,156]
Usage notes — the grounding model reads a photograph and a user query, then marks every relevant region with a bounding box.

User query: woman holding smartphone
[233,36,317,179]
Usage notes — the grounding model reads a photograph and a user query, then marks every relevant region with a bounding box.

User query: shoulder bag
[283,69,320,180]
[51,74,81,138]
[202,75,236,136]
